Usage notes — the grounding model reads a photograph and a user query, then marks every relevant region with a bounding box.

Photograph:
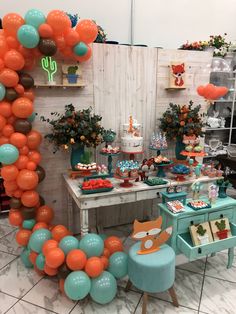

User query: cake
[115,160,139,178]
[101,145,120,154]
[121,116,143,153]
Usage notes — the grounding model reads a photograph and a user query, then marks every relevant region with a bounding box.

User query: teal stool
[161,191,187,205]
[126,242,179,314]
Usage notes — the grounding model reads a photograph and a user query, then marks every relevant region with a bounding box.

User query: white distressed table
[62,174,219,235]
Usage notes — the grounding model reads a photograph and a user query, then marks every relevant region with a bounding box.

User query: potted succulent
[216,179,231,198]
[66,66,79,84]
[215,219,229,239]
[196,225,209,245]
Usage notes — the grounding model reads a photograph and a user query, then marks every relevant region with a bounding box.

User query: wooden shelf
[34,82,86,88]
[165,87,186,91]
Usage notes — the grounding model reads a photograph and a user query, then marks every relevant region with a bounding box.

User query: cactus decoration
[41,56,58,84]
[196,225,206,236]
[215,219,226,231]
[67,66,78,75]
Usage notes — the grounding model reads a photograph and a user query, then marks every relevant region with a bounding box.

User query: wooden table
[63,174,220,235]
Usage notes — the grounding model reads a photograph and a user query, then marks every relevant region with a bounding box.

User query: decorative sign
[41,57,57,85]
[190,222,213,246]
[169,62,186,89]
[62,63,83,85]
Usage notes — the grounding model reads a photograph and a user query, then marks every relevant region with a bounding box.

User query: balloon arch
[0,10,128,304]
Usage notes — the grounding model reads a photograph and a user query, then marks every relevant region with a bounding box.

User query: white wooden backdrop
[31,44,212,233]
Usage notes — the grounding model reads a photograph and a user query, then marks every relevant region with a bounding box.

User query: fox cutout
[171,63,185,87]
[131,217,172,255]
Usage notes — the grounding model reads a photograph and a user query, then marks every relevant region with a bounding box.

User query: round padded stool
[126,242,178,314]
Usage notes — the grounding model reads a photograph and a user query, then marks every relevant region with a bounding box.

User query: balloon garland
[197,83,228,104]
[0,10,128,304]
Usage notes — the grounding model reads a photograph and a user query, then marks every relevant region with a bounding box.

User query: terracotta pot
[216,229,228,240]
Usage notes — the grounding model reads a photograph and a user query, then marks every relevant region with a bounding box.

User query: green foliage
[196,225,206,236]
[67,66,78,75]
[159,101,205,140]
[215,219,226,231]
[93,20,107,43]
[40,104,105,152]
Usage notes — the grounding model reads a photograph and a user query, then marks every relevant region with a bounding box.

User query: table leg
[168,286,179,307]
[80,209,89,236]
[125,279,132,292]
[67,191,74,233]
[227,247,234,269]
[142,292,148,314]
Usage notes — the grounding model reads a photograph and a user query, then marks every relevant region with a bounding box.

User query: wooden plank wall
[31,44,212,232]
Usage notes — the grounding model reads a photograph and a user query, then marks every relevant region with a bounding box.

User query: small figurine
[191,181,203,200]
[195,164,202,178]
[208,184,218,204]
[188,158,194,176]
[139,158,155,181]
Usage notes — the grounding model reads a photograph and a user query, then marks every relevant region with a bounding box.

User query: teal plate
[144,179,168,186]
[79,186,114,194]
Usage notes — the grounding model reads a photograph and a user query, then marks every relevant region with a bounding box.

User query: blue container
[66,74,78,84]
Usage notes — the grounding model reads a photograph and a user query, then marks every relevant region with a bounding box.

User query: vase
[175,138,186,160]
[218,186,228,198]
[70,144,91,170]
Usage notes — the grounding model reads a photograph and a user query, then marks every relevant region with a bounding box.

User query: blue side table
[161,191,187,205]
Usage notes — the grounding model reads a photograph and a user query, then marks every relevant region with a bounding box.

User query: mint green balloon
[73,42,88,56]
[0,83,6,101]
[28,228,52,253]
[17,25,39,48]
[108,252,128,279]
[0,144,19,165]
[80,233,104,258]
[99,234,107,241]
[90,271,117,304]
[36,253,45,270]
[21,248,33,268]
[25,9,45,29]
[28,112,36,123]
[59,236,79,255]
[64,271,91,301]
[23,219,36,230]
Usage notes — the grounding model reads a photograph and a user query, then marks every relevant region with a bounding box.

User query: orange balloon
[19,145,29,155]
[38,23,54,38]
[59,278,65,294]
[18,45,31,58]
[66,249,87,271]
[2,13,25,36]
[0,101,12,118]
[44,264,58,276]
[0,37,8,58]
[100,256,109,269]
[36,205,54,224]
[1,165,19,181]
[13,188,23,198]
[32,222,49,232]
[32,47,42,58]
[26,161,37,171]
[28,151,41,164]
[5,189,13,197]
[24,57,36,71]
[47,10,71,35]
[9,209,23,226]
[85,257,103,278]
[29,251,38,264]
[16,229,31,246]
[4,180,18,192]
[0,136,9,145]
[23,89,35,101]
[14,84,24,95]
[74,46,92,62]
[52,225,69,242]
[16,169,39,190]
[27,130,42,150]
[21,190,39,207]
[12,97,33,118]
[75,19,98,44]
[61,46,73,57]
[0,68,19,87]
[104,236,123,255]
[45,247,65,268]
[4,49,25,71]
[64,28,80,46]
[10,132,27,148]
[14,155,29,169]
[0,58,4,71]
[42,239,58,256]
[6,36,19,49]
[2,124,14,137]
[8,115,16,124]
[54,35,66,50]
[103,247,111,258]
[0,115,6,130]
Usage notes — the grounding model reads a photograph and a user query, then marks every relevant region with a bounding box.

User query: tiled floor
[0,215,235,314]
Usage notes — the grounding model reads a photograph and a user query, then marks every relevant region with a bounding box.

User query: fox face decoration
[170,63,185,88]
[131,217,172,255]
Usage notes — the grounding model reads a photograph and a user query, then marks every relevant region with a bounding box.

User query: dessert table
[62,174,219,235]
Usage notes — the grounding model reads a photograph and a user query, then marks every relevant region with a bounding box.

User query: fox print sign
[169,62,186,88]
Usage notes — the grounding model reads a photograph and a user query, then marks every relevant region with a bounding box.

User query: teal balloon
[80,233,104,258]
[99,234,107,241]
[20,248,33,268]
[0,144,19,165]
[64,271,91,301]
[25,9,46,29]
[17,25,40,48]
[23,219,36,230]
[59,236,79,255]
[36,253,45,270]
[73,42,88,56]
[90,271,117,304]
[28,228,52,253]
[28,112,36,123]
[108,252,128,279]
[0,83,6,101]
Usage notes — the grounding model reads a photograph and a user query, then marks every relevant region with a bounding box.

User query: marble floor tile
[23,277,76,314]
[0,215,12,227]
[0,230,21,256]
[7,300,56,314]
[135,295,198,314]
[0,224,15,239]
[0,251,16,270]
[200,276,236,314]
[205,253,236,282]
[176,254,206,274]
[152,269,204,310]
[0,257,42,298]
[0,291,18,314]
[70,287,142,314]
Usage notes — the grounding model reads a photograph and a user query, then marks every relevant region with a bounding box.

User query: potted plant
[216,179,231,198]
[196,225,209,245]
[66,66,79,84]
[215,219,229,239]
[93,21,107,43]
[159,101,205,160]
[41,105,105,169]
